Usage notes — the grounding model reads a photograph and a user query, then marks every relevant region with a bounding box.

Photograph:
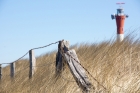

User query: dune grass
[0,34,140,93]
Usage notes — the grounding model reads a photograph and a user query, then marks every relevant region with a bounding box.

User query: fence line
[1,40,60,65]
[0,40,61,79]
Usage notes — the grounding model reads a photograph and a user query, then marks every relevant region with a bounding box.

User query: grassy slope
[0,36,140,93]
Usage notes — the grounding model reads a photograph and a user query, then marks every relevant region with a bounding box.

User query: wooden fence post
[58,40,92,92]
[60,40,69,52]
[0,64,2,80]
[10,62,15,78]
[29,49,36,78]
[64,49,92,92]
[56,40,69,74]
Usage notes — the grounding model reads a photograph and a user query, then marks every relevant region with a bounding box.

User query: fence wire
[0,40,60,65]
[14,51,29,63]
[0,40,61,82]
[31,40,60,50]
[1,51,28,65]
[64,50,108,91]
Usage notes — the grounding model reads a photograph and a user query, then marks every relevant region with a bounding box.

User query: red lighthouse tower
[111,3,128,42]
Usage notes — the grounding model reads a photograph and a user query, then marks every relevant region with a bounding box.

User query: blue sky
[0,0,140,65]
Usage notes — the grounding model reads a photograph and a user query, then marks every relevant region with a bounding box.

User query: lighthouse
[111,3,128,42]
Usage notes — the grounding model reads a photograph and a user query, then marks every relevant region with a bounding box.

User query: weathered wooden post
[0,64,2,80]
[56,41,62,73]
[60,40,69,52]
[56,40,69,74]
[64,50,92,92]
[29,49,36,78]
[10,62,15,78]
[58,40,92,93]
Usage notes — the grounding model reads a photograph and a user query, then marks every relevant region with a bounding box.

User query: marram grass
[0,35,140,93]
